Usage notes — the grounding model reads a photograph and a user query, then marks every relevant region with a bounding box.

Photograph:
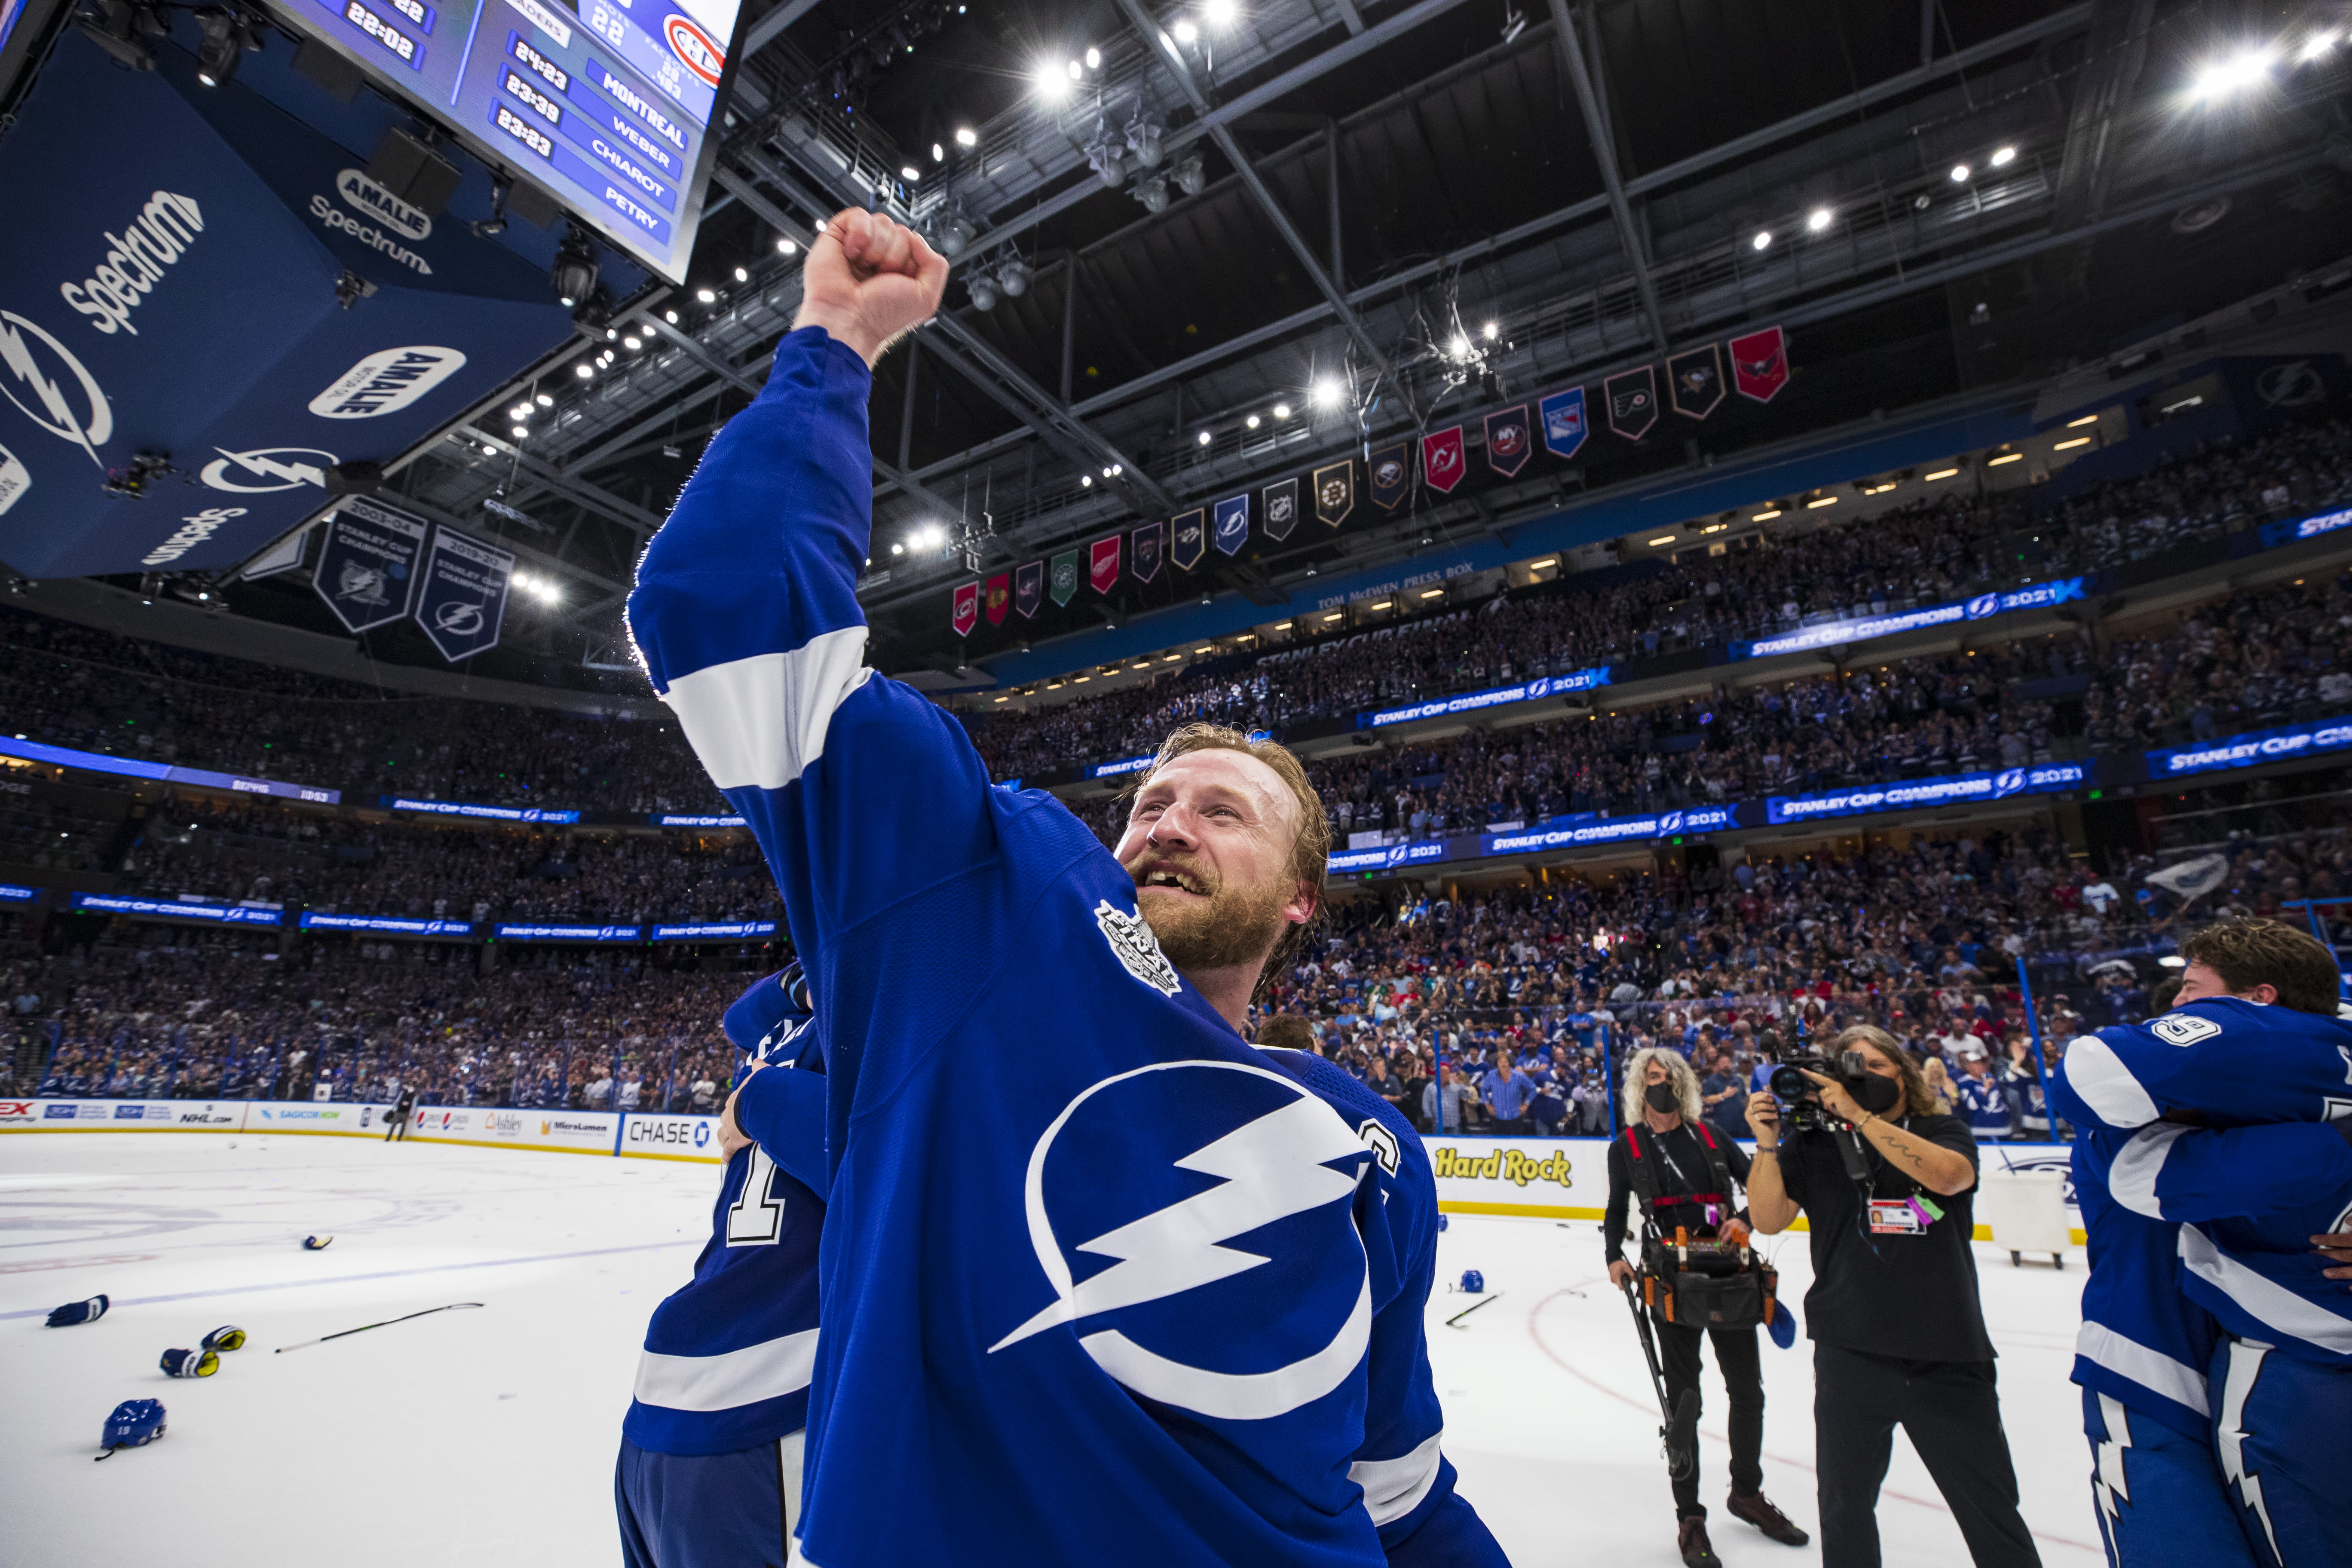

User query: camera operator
[1744,1026,2040,1568]
[1606,1048,1808,1567]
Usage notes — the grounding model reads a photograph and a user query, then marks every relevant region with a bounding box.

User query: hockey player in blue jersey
[2047,919,2352,1568]
[616,962,829,1568]
[627,207,1500,1567]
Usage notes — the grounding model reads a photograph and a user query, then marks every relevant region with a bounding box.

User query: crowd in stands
[973,406,2352,781]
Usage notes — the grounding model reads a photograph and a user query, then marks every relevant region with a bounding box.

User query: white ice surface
[0,1136,2100,1566]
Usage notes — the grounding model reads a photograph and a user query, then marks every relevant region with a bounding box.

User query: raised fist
[790,207,949,368]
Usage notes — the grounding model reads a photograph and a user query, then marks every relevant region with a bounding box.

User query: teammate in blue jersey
[616,963,829,1568]
[2047,919,2352,1568]
[627,208,1497,1567]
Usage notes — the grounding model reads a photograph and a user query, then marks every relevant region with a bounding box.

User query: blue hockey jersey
[2052,998,2352,1420]
[622,969,829,1457]
[627,327,1408,1566]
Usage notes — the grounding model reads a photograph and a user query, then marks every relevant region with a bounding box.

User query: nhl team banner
[413,527,513,663]
[1089,536,1121,594]
[1369,442,1411,510]
[1262,477,1300,541]
[1730,325,1789,402]
[1730,576,2085,659]
[1668,343,1725,420]
[2146,714,2352,778]
[1213,495,1250,556]
[1421,426,1466,494]
[950,580,979,635]
[0,31,573,579]
[1014,560,1044,619]
[1049,550,1080,607]
[1170,508,1207,570]
[1539,387,1587,459]
[1765,763,2085,825]
[1484,406,1532,478]
[1605,365,1658,441]
[311,497,426,633]
[984,572,1011,626]
[1131,521,1164,583]
[1314,462,1354,527]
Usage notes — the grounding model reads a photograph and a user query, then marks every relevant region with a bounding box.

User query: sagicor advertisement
[414,526,514,662]
[312,496,428,633]
[0,31,571,579]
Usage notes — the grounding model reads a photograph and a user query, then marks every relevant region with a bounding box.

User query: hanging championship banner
[1668,343,1725,420]
[1730,325,1789,402]
[951,581,979,635]
[1421,426,1466,494]
[1314,461,1354,527]
[1262,477,1300,541]
[312,496,426,633]
[1539,387,1588,458]
[1089,536,1121,594]
[984,573,1011,626]
[1050,550,1080,607]
[1605,365,1658,441]
[413,528,514,663]
[1131,521,1164,583]
[1171,508,1207,570]
[1369,442,1412,510]
[1483,406,1532,478]
[1213,495,1249,556]
[1015,560,1044,619]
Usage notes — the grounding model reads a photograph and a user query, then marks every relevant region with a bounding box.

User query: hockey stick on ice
[1443,1292,1502,1328]
[273,1302,484,1353]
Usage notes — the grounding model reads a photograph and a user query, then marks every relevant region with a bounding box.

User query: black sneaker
[1727,1488,1811,1546]
[1678,1514,1723,1568]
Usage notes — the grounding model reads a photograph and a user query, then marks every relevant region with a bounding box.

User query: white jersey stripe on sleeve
[1348,1430,1445,1526]
[659,627,872,792]
[2109,1123,2193,1219]
[2074,1320,2208,1411]
[2180,1225,2352,1355]
[2061,1035,2162,1129]
[634,1327,821,1412]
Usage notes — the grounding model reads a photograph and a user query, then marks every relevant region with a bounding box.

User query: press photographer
[1605,1048,1808,1567]
[1744,1026,2040,1568]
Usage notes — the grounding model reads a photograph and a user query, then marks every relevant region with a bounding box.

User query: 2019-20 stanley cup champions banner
[0,32,573,579]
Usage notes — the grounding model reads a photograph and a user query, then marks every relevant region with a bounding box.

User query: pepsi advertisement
[280,0,746,280]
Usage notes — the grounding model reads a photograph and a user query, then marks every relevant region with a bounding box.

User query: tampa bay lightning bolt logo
[1966,592,2000,620]
[1659,810,1685,835]
[1994,768,2026,798]
[1528,677,1553,699]
[990,1061,1373,1420]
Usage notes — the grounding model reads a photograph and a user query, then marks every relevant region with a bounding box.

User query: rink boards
[0,1105,2086,1239]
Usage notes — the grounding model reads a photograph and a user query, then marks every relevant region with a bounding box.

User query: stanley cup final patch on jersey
[1095,900,1181,995]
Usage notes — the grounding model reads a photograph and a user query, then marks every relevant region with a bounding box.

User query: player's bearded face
[1116,750,1306,975]
[1127,847,1294,972]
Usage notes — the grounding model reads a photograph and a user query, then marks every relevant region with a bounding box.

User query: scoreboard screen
[287,0,744,281]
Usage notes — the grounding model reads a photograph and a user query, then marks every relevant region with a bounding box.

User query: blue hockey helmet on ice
[99,1399,166,1456]
[1459,1269,1485,1293]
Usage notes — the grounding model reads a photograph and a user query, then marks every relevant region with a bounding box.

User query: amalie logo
[663,15,724,85]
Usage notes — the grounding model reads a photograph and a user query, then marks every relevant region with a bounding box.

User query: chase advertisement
[0,33,573,578]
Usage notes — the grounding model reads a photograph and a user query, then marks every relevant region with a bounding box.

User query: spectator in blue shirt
[1485,1057,1537,1133]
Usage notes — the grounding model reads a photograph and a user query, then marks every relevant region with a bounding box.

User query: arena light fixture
[2067,413,2100,426]
[1198,429,1213,445]
[1173,17,1197,42]
[932,143,946,162]
[1084,45,1100,68]
[574,363,594,378]
[1204,0,1236,28]
[890,542,904,555]
[1419,588,1444,598]
[1806,494,1838,508]
[535,393,552,407]
[1991,145,2017,167]
[1448,333,1470,357]
[1924,466,1959,480]
[511,423,528,438]
[2193,46,2277,101]
[2054,436,2092,450]
[1246,413,1261,429]
[665,309,679,322]
[1806,207,1832,232]
[1949,163,1971,182]
[1751,230,1772,251]
[510,403,530,419]
[1528,558,1556,570]
[1482,321,1499,340]
[1163,652,1182,661]
[1751,507,1782,521]
[956,127,978,147]
[1645,534,1675,546]
[696,287,716,303]
[776,238,794,254]
[733,266,749,282]
[1272,403,1291,419]
[1035,60,1073,100]
[1987,450,2024,466]
[2300,30,2337,62]
[1081,475,1093,487]
[1311,377,1342,410]
[622,334,642,350]
[1066,58,1084,80]
[1323,610,1344,621]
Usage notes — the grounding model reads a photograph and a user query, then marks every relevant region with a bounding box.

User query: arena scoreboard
[286,0,745,281]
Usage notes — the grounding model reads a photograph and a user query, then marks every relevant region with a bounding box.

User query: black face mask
[1645,1082,1681,1113]
[1851,1072,1903,1115]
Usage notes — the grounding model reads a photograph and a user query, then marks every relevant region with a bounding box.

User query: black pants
[1812,1344,2040,1568]
[1656,1317,1763,1519]
[385,1114,407,1142]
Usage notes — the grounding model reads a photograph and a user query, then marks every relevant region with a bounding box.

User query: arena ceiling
[215,0,2352,687]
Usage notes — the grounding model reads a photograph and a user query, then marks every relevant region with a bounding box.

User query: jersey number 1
[725,1145,786,1246]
